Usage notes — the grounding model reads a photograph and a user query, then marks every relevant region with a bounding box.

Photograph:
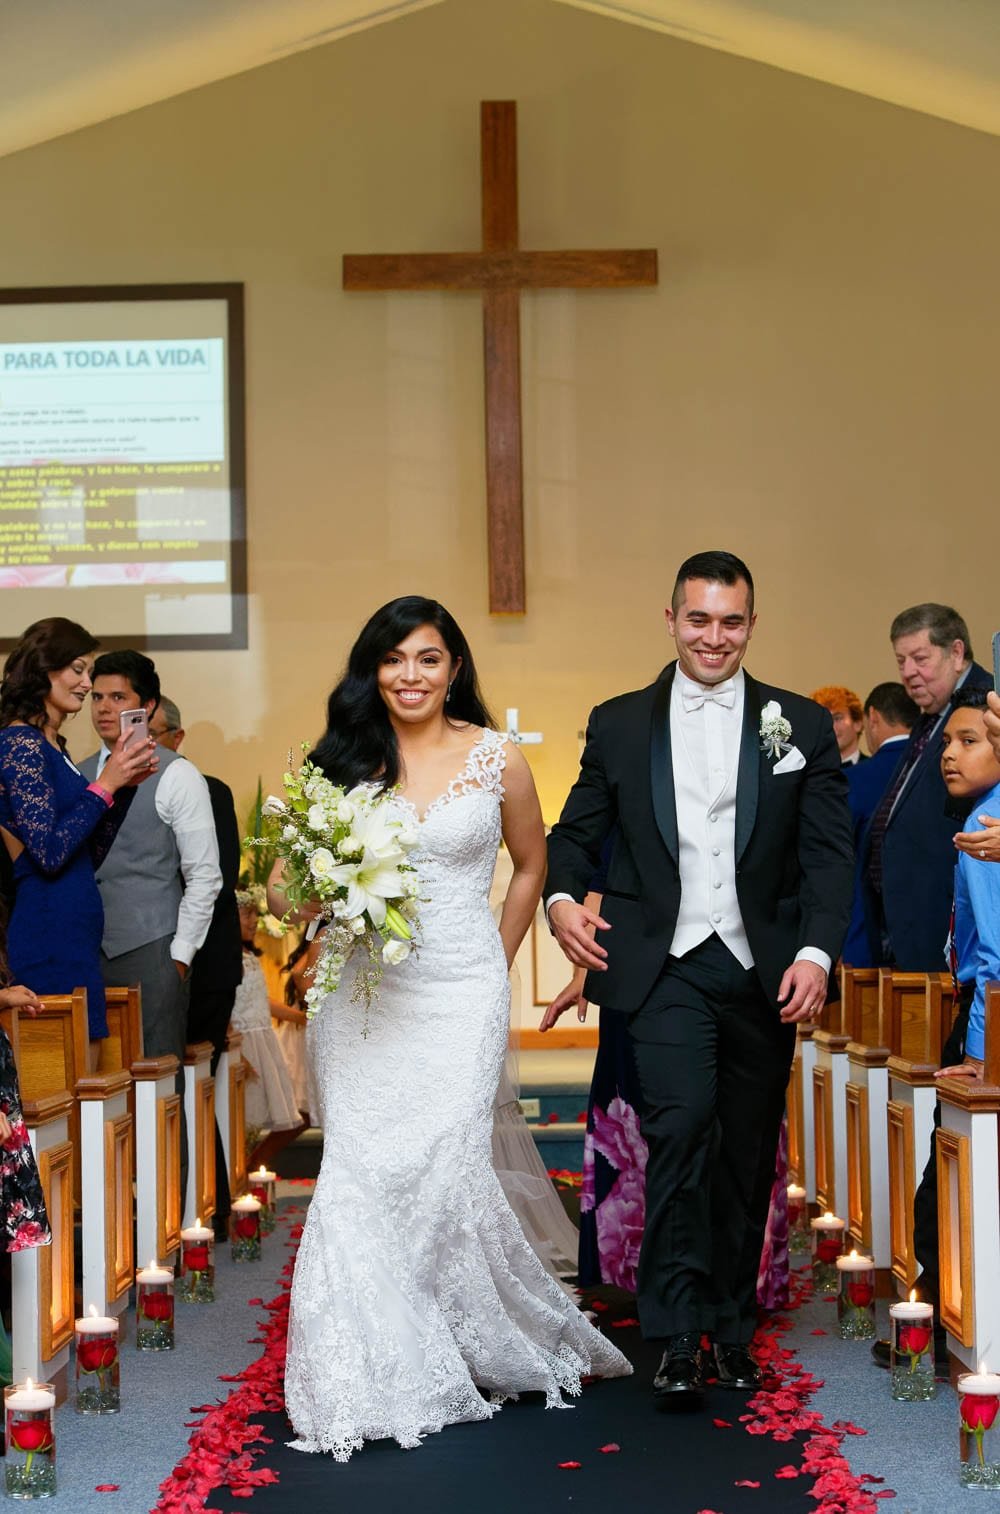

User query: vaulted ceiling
[2,0,999,162]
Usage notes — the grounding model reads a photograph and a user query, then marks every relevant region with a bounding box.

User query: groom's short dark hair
[672,551,754,615]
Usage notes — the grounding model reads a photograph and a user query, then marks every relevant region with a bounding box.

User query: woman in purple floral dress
[543,884,789,1310]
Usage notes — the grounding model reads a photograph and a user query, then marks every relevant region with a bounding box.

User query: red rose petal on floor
[774,1466,800,1478]
[712,1418,733,1428]
[874,1493,897,1499]
[558,1461,582,1469]
[590,1299,609,1312]
[95,1487,120,1493]
[610,1317,639,1328]
[809,1329,827,1335]
[734,1480,761,1488]
[599,1443,620,1454]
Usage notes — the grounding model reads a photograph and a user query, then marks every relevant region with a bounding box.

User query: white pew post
[11,1092,75,1401]
[132,1055,182,1266]
[76,1071,134,1324]
[183,1042,216,1230]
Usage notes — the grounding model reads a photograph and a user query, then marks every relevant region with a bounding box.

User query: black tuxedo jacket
[859,659,993,969]
[188,775,243,992]
[545,663,854,1012]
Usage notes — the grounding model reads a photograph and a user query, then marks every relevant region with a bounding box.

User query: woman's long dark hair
[310,596,495,790]
[0,618,99,731]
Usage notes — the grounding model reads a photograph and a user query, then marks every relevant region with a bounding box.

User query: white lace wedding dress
[284,729,630,1460]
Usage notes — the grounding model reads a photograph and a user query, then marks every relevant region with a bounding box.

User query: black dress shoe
[653,1331,705,1409]
[713,1343,762,1390]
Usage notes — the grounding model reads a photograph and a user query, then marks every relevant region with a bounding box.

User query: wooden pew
[215,1029,248,1203]
[3,991,135,1321]
[133,1055,182,1265]
[812,966,869,1214]
[886,973,957,1290]
[843,968,895,1265]
[183,1042,217,1228]
[0,988,87,1198]
[935,982,1000,1374]
[10,1092,75,1403]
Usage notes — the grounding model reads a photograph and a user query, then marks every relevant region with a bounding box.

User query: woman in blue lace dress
[0,619,156,1058]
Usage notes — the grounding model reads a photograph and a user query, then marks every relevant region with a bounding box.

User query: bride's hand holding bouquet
[250,750,422,1021]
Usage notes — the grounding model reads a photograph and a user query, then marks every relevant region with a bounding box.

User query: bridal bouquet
[248,751,422,1022]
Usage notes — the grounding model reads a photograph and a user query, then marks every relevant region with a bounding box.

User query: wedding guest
[810,685,866,765]
[873,686,1000,1374]
[860,604,992,968]
[840,683,918,966]
[0,619,155,1060]
[149,696,242,1237]
[82,651,221,1195]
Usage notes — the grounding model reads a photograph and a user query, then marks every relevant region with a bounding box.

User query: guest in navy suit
[840,683,918,965]
[860,604,993,969]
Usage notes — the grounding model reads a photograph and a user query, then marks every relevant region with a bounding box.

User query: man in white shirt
[81,652,221,1190]
[546,551,854,1409]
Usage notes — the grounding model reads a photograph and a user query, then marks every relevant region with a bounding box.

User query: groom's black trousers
[627,935,795,1346]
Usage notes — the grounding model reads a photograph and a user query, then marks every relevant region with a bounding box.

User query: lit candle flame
[88,1304,98,1318]
[909,1288,917,1304]
[822,1211,835,1222]
[25,1377,33,1391]
[849,1248,858,1259]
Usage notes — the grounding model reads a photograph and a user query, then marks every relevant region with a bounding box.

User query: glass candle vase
[136,1264,175,1350]
[248,1168,277,1236]
[889,1300,935,1401]
[810,1212,845,1291]
[178,1225,215,1304]
[74,1313,120,1414]
[836,1252,876,1339]
[4,1380,57,1500]
[787,1183,810,1255]
[959,1372,1000,1489]
[230,1195,262,1262]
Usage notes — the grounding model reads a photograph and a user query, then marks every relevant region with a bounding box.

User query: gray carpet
[37,1189,307,1514]
[783,1266,959,1514]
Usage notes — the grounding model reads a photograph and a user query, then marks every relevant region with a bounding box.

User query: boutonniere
[760,700,793,760]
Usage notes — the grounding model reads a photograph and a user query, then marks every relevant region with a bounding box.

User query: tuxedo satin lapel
[650,668,679,864]
[735,672,761,863]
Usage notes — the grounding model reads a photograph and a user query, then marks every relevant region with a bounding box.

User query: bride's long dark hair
[310,596,496,791]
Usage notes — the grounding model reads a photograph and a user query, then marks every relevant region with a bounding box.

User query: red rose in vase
[961,1396,1000,1433]
[847,1279,874,1309]
[251,1186,267,1204]
[184,1244,210,1273]
[9,1419,54,1455]
[816,1236,842,1264]
[77,1338,118,1373]
[961,1394,1000,1467]
[898,1324,931,1360]
[233,1214,259,1240]
[141,1290,174,1322]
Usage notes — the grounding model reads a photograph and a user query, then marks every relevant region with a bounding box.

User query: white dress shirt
[97,745,221,965]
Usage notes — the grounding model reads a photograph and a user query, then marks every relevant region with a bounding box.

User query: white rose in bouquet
[382,938,412,966]
[309,847,337,880]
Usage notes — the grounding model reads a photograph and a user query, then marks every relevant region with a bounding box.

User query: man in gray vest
[81,651,221,1192]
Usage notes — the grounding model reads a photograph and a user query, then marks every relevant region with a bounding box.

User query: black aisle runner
[212,1300,814,1514]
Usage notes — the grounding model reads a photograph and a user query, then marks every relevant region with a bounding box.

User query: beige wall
[2,0,998,822]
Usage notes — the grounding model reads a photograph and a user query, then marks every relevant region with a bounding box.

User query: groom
[546,551,854,1406]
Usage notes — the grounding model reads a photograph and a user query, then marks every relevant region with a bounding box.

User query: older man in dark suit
[860,604,993,969]
[546,551,853,1409]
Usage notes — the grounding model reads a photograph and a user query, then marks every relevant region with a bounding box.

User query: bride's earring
[446,681,454,704]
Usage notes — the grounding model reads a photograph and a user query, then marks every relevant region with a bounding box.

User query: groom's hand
[548,900,611,971]
[777,959,828,1023]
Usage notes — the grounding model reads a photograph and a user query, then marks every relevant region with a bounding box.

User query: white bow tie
[682,681,736,712]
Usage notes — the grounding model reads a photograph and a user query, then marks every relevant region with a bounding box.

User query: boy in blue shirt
[939,686,1000,1078]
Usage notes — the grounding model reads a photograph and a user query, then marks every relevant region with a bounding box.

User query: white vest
[668,689,754,969]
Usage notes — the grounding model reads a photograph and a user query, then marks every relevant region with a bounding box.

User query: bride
[278,596,630,1460]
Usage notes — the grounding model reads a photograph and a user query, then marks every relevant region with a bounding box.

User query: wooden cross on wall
[343,101,658,615]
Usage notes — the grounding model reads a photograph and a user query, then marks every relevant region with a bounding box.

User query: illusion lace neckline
[394,728,505,824]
